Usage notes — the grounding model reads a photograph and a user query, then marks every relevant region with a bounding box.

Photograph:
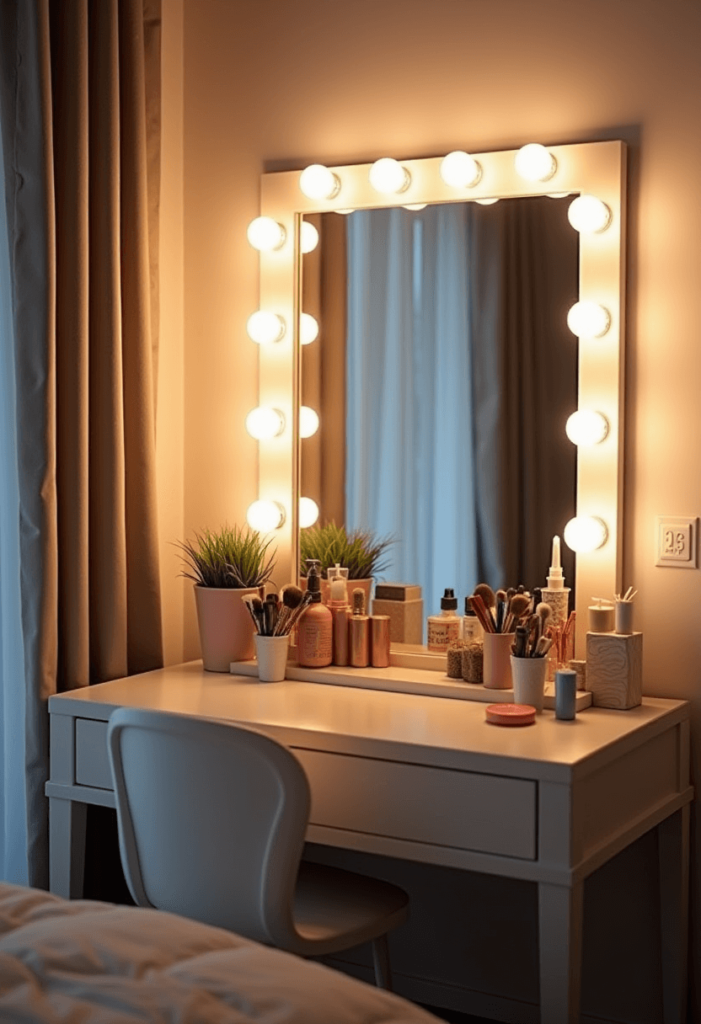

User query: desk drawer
[75,719,112,790]
[293,749,536,859]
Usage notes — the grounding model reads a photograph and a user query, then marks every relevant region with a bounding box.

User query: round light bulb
[514,143,557,182]
[563,516,608,553]
[299,497,320,528]
[300,221,319,254]
[246,216,286,251]
[369,157,411,195]
[475,197,499,206]
[246,499,286,532]
[567,301,611,338]
[403,204,427,211]
[299,406,319,438]
[567,195,612,233]
[335,209,353,216]
[440,151,482,189]
[300,312,319,345]
[565,410,609,446]
[299,164,341,201]
[245,407,285,440]
[247,311,286,345]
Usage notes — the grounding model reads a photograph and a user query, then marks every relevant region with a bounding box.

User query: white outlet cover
[655,516,698,568]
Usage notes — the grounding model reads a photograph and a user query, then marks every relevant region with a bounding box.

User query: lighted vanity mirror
[250,141,626,656]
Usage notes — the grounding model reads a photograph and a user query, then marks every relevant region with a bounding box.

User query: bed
[0,883,442,1023]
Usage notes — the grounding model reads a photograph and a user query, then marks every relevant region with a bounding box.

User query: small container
[349,588,370,668]
[328,564,351,666]
[555,668,577,720]
[615,600,634,635]
[461,640,483,684]
[370,615,391,667]
[446,641,466,678]
[510,654,547,712]
[427,589,461,652]
[588,604,614,632]
[462,603,483,642]
[482,631,515,689]
[485,703,536,727]
[254,634,290,682]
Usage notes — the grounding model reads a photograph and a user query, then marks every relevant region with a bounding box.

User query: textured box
[585,631,643,709]
[374,583,422,602]
[371,597,423,645]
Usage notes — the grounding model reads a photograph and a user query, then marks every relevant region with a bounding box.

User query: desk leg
[49,797,87,899]
[538,880,583,1024]
[658,806,690,1024]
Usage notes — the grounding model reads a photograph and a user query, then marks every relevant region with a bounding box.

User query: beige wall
[166,0,701,1018]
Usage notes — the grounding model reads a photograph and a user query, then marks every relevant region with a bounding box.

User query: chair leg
[371,934,393,990]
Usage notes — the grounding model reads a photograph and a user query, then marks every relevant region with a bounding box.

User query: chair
[107,707,409,989]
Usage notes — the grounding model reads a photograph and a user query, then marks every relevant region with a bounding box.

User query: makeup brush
[473,583,497,630]
[273,585,304,635]
[243,596,261,632]
[250,596,266,635]
[284,591,314,634]
[263,594,279,636]
[468,595,495,634]
[504,592,530,633]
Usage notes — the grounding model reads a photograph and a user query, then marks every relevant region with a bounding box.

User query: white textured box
[585,631,643,709]
[371,597,423,645]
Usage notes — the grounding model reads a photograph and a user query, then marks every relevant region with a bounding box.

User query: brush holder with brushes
[254,634,290,682]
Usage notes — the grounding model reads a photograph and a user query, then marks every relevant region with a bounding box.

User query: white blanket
[0,883,440,1023]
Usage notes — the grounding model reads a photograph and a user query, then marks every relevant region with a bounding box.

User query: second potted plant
[299,521,392,608]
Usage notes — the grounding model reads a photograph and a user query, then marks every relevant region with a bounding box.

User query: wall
[174,0,701,1019]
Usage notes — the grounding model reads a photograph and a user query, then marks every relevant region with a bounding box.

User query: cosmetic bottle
[541,536,570,629]
[370,615,391,667]
[427,589,461,652]
[462,601,483,642]
[297,560,333,668]
[327,564,351,667]
[349,588,370,668]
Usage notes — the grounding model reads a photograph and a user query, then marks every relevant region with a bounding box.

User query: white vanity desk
[46,661,691,1024]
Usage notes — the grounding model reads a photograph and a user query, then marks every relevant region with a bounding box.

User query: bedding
[0,883,441,1023]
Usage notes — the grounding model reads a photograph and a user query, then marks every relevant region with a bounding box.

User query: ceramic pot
[510,654,547,712]
[482,632,515,689]
[194,585,260,672]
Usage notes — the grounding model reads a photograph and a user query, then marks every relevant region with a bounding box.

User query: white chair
[107,707,409,988]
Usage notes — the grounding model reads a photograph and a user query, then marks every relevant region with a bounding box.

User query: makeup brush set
[243,585,312,637]
[467,581,576,660]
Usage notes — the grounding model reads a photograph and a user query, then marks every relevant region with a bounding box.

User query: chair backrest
[107,708,310,948]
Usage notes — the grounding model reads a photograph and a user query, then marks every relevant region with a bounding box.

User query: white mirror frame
[250,140,626,657]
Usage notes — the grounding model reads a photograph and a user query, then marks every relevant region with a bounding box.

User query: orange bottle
[297,560,333,668]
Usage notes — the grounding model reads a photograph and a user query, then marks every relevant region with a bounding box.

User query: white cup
[254,634,290,682]
[614,600,634,635]
[510,654,547,712]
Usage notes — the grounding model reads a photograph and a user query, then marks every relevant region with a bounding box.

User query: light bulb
[299,164,341,200]
[246,217,286,251]
[514,143,557,182]
[369,157,411,195]
[246,500,286,532]
[565,410,609,446]
[440,150,482,189]
[299,406,319,438]
[300,221,319,254]
[475,197,499,205]
[567,195,612,233]
[247,311,286,345]
[245,407,285,440]
[567,301,611,338]
[299,497,319,528]
[300,312,319,345]
[563,516,608,552]
[403,204,426,211]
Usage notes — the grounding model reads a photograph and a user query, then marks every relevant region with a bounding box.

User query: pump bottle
[297,560,333,668]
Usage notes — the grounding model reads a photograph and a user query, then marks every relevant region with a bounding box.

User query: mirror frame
[252,141,626,656]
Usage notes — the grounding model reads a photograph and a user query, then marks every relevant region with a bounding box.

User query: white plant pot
[194,585,260,672]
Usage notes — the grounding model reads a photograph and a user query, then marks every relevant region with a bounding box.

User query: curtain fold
[0,0,162,887]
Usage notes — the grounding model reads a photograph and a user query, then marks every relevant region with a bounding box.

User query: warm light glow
[300,221,319,254]
[246,217,286,251]
[246,500,286,532]
[300,312,319,345]
[565,410,609,446]
[299,164,341,201]
[299,406,320,438]
[369,157,411,194]
[475,197,499,205]
[563,516,608,552]
[247,311,286,345]
[403,204,426,211]
[440,151,482,189]
[567,194,612,233]
[299,497,320,528]
[514,143,557,182]
[567,301,611,338]
[245,407,285,440]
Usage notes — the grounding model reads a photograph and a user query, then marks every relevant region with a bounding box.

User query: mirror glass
[300,195,580,633]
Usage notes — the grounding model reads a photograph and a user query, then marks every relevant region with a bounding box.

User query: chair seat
[290,862,409,957]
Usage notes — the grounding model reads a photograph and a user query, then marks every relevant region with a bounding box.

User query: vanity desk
[46,661,691,1024]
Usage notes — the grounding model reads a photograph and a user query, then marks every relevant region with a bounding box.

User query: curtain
[0,0,162,888]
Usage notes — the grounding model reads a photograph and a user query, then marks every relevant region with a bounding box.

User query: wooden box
[585,631,643,709]
[371,597,424,645]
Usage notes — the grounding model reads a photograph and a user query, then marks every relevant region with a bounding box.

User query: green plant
[177,524,276,589]
[299,522,392,580]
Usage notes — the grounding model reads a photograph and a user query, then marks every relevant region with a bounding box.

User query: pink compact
[485,703,537,727]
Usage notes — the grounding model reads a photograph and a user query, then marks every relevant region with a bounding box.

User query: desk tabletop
[49,661,688,783]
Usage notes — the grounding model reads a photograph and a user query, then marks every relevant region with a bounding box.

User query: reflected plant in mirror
[299,521,393,581]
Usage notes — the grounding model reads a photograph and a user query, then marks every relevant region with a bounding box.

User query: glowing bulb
[440,150,482,189]
[567,195,611,233]
[300,313,319,345]
[335,209,353,216]
[563,516,608,553]
[369,157,411,195]
[246,500,286,532]
[247,311,286,345]
[246,217,286,251]
[299,497,320,528]
[567,301,611,338]
[300,221,319,254]
[245,407,285,440]
[514,143,557,182]
[475,197,499,205]
[299,406,319,438]
[403,204,426,211]
[565,410,609,446]
[299,164,341,200]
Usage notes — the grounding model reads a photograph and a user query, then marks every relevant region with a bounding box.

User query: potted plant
[178,525,276,671]
[299,522,392,608]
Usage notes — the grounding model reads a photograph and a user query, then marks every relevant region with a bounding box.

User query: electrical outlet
[655,516,698,568]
